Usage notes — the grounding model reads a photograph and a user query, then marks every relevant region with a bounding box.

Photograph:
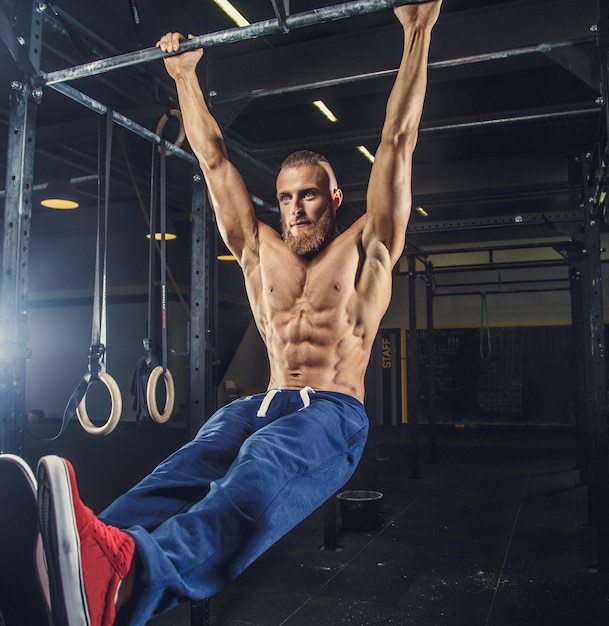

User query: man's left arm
[363,1,442,267]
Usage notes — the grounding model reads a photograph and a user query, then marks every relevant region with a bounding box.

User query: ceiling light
[146,217,178,240]
[416,206,429,218]
[217,254,237,261]
[147,232,178,241]
[313,100,338,123]
[40,180,80,210]
[212,0,250,27]
[357,145,375,163]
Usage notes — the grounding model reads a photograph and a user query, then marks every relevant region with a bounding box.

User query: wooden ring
[155,109,185,155]
[76,372,122,436]
[146,366,175,423]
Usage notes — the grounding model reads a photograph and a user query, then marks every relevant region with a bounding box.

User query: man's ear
[332,188,344,210]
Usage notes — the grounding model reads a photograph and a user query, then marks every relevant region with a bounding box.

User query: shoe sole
[0,454,50,626]
[37,455,90,626]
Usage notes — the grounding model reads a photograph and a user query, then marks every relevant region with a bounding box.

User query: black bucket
[336,490,383,532]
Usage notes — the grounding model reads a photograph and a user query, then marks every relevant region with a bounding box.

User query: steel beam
[48,82,197,164]
[399,259,572,275]
[0,0,42,454]
[209,0,597,99]
[431,287,570,297]
[0,83,38,454]
[189,171,211,437]
[424,262,437,464]
[568,152,609,571]
[404,239,576,257]
[226,107,598,160]
[570,260,587,483]
[407,256,420,479]
[433,277,569,290]
[43,0,430,86]
[0,0,43,84]
[212,39,596,104]
[407,210,581,234]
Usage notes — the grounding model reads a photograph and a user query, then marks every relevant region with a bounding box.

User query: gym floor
[24,423,609,626]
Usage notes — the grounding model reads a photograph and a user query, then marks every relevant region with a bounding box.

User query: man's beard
[281,206,336,258]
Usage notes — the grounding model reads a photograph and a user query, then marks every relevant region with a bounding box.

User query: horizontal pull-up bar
[44,0,430,86]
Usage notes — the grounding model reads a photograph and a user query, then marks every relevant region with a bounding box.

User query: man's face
[276,164,340,258]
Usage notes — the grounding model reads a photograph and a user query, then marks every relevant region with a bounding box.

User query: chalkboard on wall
[414,326,575,425]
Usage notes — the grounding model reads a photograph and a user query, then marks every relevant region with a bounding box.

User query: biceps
[357,249,394,312]
[364,141,413,264]
[205,163,258,257]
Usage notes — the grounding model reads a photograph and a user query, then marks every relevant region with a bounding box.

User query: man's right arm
[157,33,258,266]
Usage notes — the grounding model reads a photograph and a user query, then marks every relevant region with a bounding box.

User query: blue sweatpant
[99,389,369,624]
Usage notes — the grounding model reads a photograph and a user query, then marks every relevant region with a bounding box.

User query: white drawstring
[256,389,281,417]
[299,386,315,409]
[256,386,316,417]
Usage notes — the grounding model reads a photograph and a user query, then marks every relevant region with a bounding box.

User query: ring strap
[134,144,175,423]
[159,147,169,374]
[90,110,113,376]
[74,111,122,435]
[31,112,122,440]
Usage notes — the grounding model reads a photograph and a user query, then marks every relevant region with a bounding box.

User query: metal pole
[403,240,578,257]
[425,262,437,464]
[237,107,598,159]
[570,147,609,571]
[48,82,197,163]
[569,258,587,484]
[43,0,430,85]
[46,84,279,214]
[0,83,38,454]
[0,0,43,454]
[583,183,609,572]
[407,259,572,275]
[433,277,569,290]
[431,287,571,297]
[407,210,581,235]
[421,107,599,135]
[212,38,594,104]
[189,171,208,437]
[407,256,420,479]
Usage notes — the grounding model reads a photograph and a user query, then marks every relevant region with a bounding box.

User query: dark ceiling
[0,0,605,253]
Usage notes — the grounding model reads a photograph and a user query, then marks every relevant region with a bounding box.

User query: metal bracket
[0,0,44,92]
[270,0,290,34]
[542,40,600,93]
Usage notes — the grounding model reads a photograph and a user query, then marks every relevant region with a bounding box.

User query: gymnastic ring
[76,372,122,436]
[155,109,185,155]
[146,366,175,423]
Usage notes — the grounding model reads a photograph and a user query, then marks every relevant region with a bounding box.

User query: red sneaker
[37,456,136,626]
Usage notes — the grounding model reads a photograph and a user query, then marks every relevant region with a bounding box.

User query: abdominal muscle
[263,307,370,402]
[247,240,383,404]
[239,218,393,403]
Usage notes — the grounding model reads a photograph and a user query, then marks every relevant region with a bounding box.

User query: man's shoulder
[257,220,283,242]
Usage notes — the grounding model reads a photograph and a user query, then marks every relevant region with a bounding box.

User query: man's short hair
[281,150,330,170]
[280,150,338,189]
